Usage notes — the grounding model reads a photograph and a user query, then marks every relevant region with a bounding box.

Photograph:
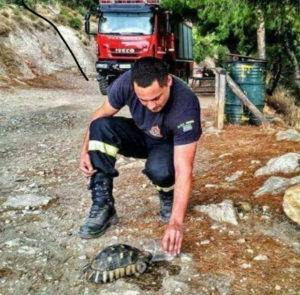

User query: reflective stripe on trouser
[155,184,174,192]
[89,117,175,188]
[89,140,119,158]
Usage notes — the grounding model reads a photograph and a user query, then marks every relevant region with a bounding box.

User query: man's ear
[167,75,173,87]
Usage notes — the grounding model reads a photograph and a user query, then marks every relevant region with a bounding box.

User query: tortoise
[82,244,153,284]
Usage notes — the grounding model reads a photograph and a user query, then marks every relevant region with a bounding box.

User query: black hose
[21,0,89,81]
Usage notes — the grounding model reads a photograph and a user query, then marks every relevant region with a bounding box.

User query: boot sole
[78,214,119,239]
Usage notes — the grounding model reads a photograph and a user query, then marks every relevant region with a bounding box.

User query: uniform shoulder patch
[177,120,195,132]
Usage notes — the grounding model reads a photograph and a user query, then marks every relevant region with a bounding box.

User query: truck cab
[85,0,192,95]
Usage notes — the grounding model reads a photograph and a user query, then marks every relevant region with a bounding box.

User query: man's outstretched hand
[79,152,97,177]
[161,221,183,255]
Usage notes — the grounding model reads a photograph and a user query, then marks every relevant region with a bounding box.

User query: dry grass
[0,42,22,77]
[267,88,300,127]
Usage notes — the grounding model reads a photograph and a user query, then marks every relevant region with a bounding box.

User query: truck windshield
[99,12,153,35]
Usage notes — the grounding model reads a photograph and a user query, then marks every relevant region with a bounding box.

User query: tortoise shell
[83,244,152,284]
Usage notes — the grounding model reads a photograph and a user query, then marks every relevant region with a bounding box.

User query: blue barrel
[226,61,266,125]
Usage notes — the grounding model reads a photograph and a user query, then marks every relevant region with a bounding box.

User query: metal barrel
[225,61,266,125]
[225,85,243,124]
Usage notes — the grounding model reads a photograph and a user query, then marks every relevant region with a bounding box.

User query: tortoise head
[136,251,152,274]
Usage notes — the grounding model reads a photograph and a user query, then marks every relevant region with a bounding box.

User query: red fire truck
[85,0,193,95]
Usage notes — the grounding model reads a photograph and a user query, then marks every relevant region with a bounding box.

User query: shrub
[267,88,300,127]
[77,5,87,16]
[69,16,81,30]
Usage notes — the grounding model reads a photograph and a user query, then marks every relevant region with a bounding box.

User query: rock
[255,175,300,197]
[180,253,193,262]
[254,153,300,177]
[236,201,252,212]
[2,194,53,209]
[275,285,281,291]
[240,263,251,269]
[282,184,300,226]
[237,238,246,244]
[276,129,300,142]
[4,238,21,248]
[225,171,243,182]
[254,254,269,261]
[162,277,189,294]
[200,240,210,245]
[17,245,39,256]
[205,184,218,189]
[194,199,238,226]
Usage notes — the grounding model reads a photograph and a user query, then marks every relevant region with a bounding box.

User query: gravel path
[1,73,300,295]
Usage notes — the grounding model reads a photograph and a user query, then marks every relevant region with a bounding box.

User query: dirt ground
[0,72,300,295]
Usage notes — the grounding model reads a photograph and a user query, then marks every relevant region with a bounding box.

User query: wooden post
[215,68,226,129]
[226,74,269,126]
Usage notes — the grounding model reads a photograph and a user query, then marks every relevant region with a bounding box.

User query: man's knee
[90,117,114,135]
[144,162,174,185]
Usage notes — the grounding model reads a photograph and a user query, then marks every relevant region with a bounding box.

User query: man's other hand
[161,222,183,255]
[79,153,97,177]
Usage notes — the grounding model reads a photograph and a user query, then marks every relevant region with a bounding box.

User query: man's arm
[161,141,198,255]
[79,98,119,177]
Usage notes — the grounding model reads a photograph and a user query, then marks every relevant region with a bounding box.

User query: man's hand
[161,222,183,255]
[79,152,97,177]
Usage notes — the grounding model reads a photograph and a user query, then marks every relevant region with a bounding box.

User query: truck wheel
[98,75,108,95]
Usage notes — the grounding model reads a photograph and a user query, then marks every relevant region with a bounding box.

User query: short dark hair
[131,57,168,87]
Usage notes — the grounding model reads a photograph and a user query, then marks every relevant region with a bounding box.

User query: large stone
[254,153,300,177]
[2,194,53,209]
[276,129,300,142]
[283,185,300,226]
[194,199,238,225]
[254,175,300,197]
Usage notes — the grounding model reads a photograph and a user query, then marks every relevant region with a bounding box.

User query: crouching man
[78,57,202,255]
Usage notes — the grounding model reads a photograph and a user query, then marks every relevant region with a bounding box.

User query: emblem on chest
[149,125,163,138]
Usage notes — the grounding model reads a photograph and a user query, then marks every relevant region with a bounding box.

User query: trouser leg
[79,117,147,239]
[143,139,175,222]
[89,117,147,177]
[143,139,175,190]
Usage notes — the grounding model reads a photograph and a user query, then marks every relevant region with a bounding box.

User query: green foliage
[69,15,81,29]
[163,0,300,93]
[0,0,6,8]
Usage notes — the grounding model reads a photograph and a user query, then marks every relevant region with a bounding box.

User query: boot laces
[160,194,173,208]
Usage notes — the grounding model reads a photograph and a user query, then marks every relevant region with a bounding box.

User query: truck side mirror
[85,13,91,34]
[85,13,97,36]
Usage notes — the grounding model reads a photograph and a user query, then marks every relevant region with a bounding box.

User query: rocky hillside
[0,4,96,87]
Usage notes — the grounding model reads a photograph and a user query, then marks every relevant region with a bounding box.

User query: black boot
[79,176,118,239]
[159,190,173,222]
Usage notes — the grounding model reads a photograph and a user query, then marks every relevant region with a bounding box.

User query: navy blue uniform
[88,71,201,191]
[108,71,201,145]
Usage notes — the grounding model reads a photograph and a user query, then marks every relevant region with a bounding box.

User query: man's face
[134,75,172,112]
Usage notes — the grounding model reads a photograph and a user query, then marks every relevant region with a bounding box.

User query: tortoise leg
[136,261,147,274]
